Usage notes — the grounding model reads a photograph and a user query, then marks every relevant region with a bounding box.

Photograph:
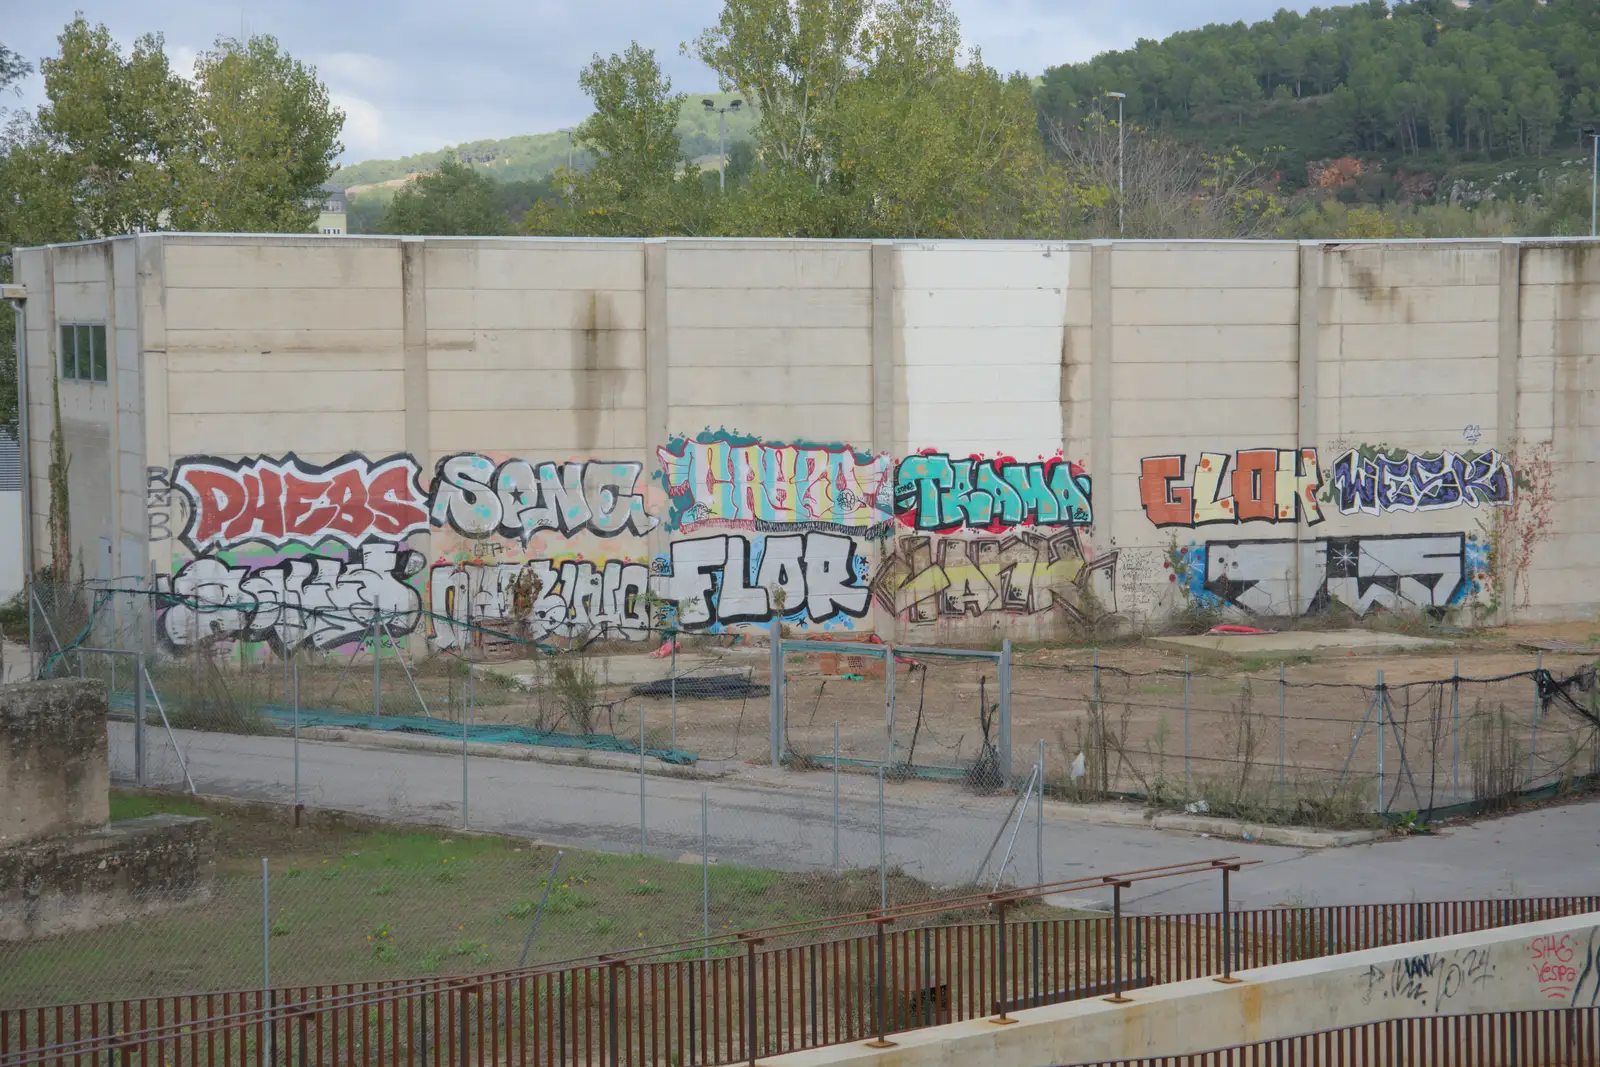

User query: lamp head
[702,98,715,111]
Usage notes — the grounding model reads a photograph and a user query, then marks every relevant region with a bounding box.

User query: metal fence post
[1376,669,1386,814]
[744,937,761,1065]
[1183,655,1192,796]
[998,639,1013,782]
[134,650,147,788]
[670,629,678,751]
[292,663,301,826]
[878,765,887,910]
[261,857,270,988]
[633,703,640,857]
[1529,650,1543,786]
[372,611,381,718]
[702,791,710,961]
[607,963,621,1067]
[884,640,896,767]
[1451,658,1461,797]
[1278,662,1286,795]
[1105,878,1132,1002]
[462,681,470,831]
[1214,861,1243,984]
[768,617,783,767]
[1035,739,1045,886]
[864,918,895,1048]
[990,899,1015,1023]
[832,722,840,873]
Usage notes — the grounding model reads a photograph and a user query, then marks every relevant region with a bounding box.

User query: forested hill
[1038,0,1600,188]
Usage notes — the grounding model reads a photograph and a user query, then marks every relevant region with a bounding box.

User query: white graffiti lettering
[159,543,424,651]
[1203,534,1470,616]
[651,533,870,630]
[428,558,652,648]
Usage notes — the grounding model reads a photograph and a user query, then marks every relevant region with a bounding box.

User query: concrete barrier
[764,911,1600,1067]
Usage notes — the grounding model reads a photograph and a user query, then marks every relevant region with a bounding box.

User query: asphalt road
[111,722,1600,914]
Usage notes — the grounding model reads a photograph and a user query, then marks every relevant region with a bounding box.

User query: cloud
[328,92,387,161]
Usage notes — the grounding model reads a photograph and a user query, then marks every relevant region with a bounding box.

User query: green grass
[5,792,1044,1010]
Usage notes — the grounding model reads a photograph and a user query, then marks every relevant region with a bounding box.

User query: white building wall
[12,234,1597,658]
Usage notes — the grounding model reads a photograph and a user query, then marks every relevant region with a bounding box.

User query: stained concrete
[1151,630,1445,657]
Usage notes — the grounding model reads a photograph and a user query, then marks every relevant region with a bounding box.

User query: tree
[691,0,868,175]
[575,43,686,199]
[378,160,510,235]
[168,35,344,232]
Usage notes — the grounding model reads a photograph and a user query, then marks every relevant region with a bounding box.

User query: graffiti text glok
[894,453,1092,532]
[1139,448,1323,528]
[175,454,429,552]
[656,433,891,532]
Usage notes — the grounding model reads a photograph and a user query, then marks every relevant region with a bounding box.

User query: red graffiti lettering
[174,454,428,551]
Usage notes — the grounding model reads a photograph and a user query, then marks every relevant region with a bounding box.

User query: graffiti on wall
[147,467,175,543]
[173,453,430,552]
[656,431,892,533]
[1139,449,1323,528]
[158,543,424,651]
[1327,447,1514,516]
[428,453,657,541]
[871,528,1115,625]
[429,557,651,648]
[893,453,1092,532]
[651,532,871,630]
[1190,533,1488,616]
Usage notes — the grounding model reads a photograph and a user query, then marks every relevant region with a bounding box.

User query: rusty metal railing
[1,869,1595,1067]
[1052,1006,1600,1066]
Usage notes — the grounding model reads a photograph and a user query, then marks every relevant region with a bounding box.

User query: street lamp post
[1108,92,1126,236]
[1584,124,1598,238]
[702,98,743,192]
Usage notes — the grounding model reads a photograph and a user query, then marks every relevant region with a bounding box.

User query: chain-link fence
[17,575,1600,838]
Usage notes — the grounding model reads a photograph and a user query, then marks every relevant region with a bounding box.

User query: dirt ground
[128,620,1599,818]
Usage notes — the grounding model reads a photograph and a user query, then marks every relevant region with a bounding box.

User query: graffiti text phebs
[657,433,891,533]
[430,558,651,648]
[160,543,423,652]
[1140,449,1323,528]
[653,532,870,630]
[1329,448,1514,516]
[429,454,656,542]
[174,454,429,552]
[895,453,1091,532]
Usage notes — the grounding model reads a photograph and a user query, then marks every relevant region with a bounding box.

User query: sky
[5,1,1318,165]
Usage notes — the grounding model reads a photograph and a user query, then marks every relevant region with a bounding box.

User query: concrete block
[50,246,110,285]
[166,287,402,332]
[1325,243,1503,288]
[1111,324,1297,364]
[668,365,870,407]
[895,244,1074,291]
[427,245,645,291]
[668,246,871,289]
[427,328,645,372]
[168,369,406,414]
[1519,245,1600,285]
[169,411,405,457]
[166,328,405,354]
[1334,356,1498,399]
[0,680,109,846]
[1110,397,1297,437]
[1111,359,1296,402]
[1333,321,1499,361]
[1332,285,1500,325]
[667,287,871,329]
[163,241,402,289]
[897,288,1073,328]
[427,288,645,332]
[905,362,1061,406]
[167,349,404,374]
[430,408,647,454]
[1111,245,1298,289]
[667,327,870,368]
[900,326,1068,370]
[1519,284,1600,322]
[1111,287,1300,326]
[0,814,213,941]
[430,368,646,412]
[1327,394,1497,437]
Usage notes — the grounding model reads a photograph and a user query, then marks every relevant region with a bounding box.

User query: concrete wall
[762,911,1600,1067]
[12,235,1599,655]
[0,679,109,846]
[0,492,20,600]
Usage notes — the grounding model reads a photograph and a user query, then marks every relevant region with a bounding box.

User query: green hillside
[334,93,756,189]
[1038,0,1600,194]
